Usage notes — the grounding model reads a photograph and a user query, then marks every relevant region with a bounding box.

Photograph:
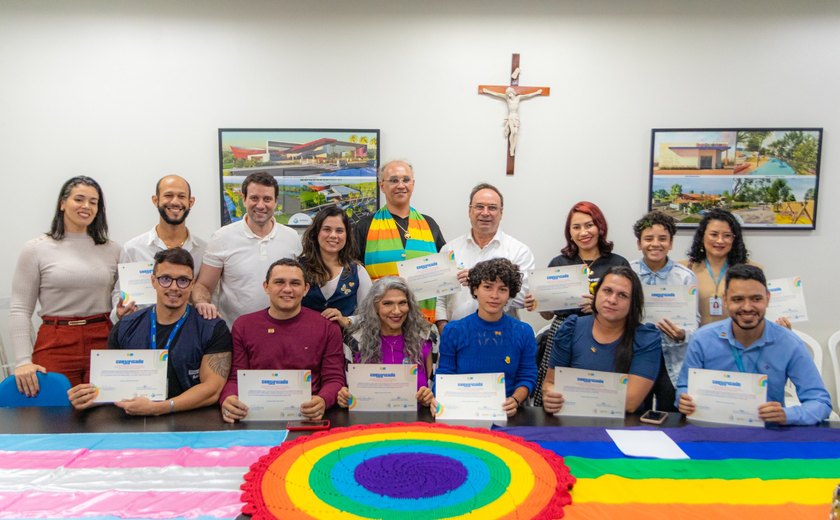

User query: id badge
[709,296,723,316]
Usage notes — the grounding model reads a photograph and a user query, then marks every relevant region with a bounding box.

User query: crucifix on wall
[479,53,550,175]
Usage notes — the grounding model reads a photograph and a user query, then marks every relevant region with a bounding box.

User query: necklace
[393,218,411,240]
[382,335,402,360]
[578,255,598,277]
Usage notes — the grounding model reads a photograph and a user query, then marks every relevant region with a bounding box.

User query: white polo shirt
[120,226,207,275]
[435,229,535,322]
[203,219,302,327]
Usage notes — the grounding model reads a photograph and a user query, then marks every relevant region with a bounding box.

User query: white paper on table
[528,265,591,312]
[434,373,507,422]
[397,252,461,301]
[238,369,311,421]
[766,276,808,323]
[606,430,689,459]
[90,349,168,403]
[642,284,699,331]
[347,364,417,412]
[118,262,157,305]
[687,368,767,427]
[553,367,627,418]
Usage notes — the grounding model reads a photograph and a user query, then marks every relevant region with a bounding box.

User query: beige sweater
[9,233,120,366]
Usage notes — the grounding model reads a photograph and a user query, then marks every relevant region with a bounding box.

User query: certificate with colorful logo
[528,266,590,312]
[90,349,168,403]
[766,277,808,323]
[118,262,157,305]
[553,367,628,418]
[237,370,312,421]
[347,364,417,412]
[642,284,699,331]
[397,252,461,301]
[434,373,507,422]
[687,368,767,427]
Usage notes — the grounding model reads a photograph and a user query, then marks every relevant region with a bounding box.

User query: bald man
[121,175,207,275]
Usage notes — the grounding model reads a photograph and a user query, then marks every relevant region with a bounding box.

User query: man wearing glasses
[435,183,535,332]
[68,248,232,416]
[353,159,446,323]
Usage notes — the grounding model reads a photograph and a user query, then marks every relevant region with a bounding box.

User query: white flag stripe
[0,466,248,492]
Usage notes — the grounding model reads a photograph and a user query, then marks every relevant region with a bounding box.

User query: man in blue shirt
[677,264,831,425]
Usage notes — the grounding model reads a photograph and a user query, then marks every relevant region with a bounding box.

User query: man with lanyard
[68,248,232,415]
[353,159,446,323]
[676,264,831,425]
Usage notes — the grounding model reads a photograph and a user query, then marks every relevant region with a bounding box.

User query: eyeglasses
[706,231,735,242]
[470,204,502,214]
[156,275,193,289]
[383,176,414,186]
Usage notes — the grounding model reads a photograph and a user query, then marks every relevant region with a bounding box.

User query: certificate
[642,285,699,330]
[347,364,417,411]
[118,261,156,305]
[528,266,590,312]
[237,370,312,421]
[553,367,627,418]
[90,349,168,403]
[397,252,461,301]
[434,373,507,422]
[687,368,767,427]
[766,277,808,323]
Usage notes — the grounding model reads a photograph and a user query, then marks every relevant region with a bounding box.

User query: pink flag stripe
[0,490,242,519]
[0,445,272,470]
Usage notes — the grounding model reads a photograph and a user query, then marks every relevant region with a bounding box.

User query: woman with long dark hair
[299,205,371,328]
[680,208,753,326]
[10,176,124,396]
[337,277,436,407]
[542,266,661,414]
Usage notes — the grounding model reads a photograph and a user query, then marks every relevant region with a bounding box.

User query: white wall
[2,0,838,407]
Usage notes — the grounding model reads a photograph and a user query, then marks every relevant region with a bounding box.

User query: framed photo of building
[648,128,822,230]
[218,128,380,228]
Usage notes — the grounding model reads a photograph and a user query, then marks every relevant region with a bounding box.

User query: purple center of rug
[353,452,467,498]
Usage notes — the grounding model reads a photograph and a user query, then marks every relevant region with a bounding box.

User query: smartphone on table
[287,419,330,431]
[639,410,669,425]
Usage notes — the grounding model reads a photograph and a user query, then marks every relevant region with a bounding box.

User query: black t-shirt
[108,320,232,397]
[546,252,630,318]
[353,212,446,263]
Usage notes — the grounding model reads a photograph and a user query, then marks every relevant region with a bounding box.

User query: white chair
[784,330,822,407]
[828,330,840,419]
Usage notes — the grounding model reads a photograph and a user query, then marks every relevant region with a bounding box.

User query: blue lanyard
[150,306,190,350]
[704,259,727,297]
[729,345,761,373]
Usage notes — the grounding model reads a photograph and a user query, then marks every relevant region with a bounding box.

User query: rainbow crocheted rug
[240,422,576,519]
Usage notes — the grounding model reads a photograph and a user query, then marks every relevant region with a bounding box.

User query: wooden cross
[479,53,550,175]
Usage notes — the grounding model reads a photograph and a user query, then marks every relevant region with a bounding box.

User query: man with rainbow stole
[354,160,446,324]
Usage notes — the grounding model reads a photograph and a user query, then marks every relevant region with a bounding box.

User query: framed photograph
[218,129,380,228]
[648,128,822,230]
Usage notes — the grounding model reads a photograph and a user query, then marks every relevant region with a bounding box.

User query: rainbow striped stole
[364,206,438,322]
[500,424,840,520]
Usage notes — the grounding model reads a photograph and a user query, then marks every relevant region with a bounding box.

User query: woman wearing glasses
[680,209,755,326]
[9,176,124,396]
[299,206,371,329]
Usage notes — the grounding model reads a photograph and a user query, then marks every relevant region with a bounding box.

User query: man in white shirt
[121,175,207,271]
[435,183,535,331]
[193,172,302,327]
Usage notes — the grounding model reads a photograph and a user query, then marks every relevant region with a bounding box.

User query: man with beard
[122,175,206,271]
[69,248,232,416]
[676,264,831,425]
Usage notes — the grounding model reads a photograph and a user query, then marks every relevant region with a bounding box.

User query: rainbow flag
[0,430,286,519]
[500,425,840,520]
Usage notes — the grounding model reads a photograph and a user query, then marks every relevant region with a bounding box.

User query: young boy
[630,210,698,412]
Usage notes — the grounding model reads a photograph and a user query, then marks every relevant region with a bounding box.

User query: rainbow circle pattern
[241,422,575,519]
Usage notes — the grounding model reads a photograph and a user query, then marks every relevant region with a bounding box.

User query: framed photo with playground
[648,128,823,230]
[218,128,380,228]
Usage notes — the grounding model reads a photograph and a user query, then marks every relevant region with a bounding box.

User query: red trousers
[32,314,111,387]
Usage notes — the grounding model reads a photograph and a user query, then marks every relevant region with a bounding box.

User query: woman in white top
[299,205,371,328]
[10,176,124,396]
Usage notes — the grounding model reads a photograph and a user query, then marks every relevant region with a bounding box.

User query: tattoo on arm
[207,352,232,378]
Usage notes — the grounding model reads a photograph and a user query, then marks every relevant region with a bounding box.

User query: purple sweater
[221,307,345,408]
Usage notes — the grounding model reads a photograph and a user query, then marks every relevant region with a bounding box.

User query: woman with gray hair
[337,276,437,408]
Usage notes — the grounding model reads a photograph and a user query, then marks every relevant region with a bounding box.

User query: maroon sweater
[220,307,345,408]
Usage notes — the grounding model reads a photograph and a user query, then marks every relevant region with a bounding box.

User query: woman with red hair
[526,201,629,404]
